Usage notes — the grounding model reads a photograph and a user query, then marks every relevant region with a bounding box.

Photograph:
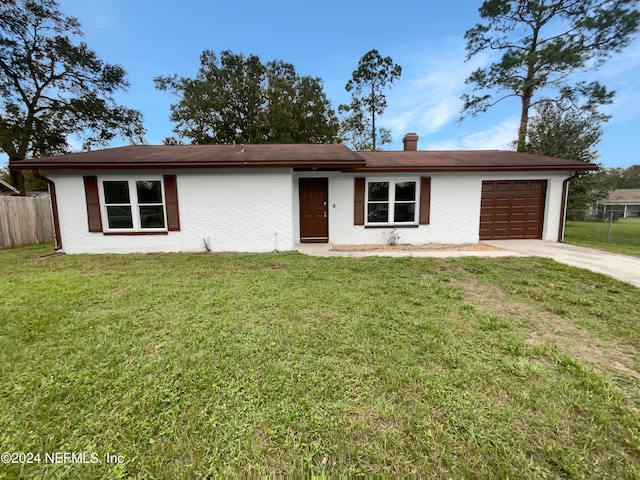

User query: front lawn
[1,245,639,478]
[565,218,640,257]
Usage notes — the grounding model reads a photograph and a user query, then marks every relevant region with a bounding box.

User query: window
[84,175,180,234]
[136,181,165,228]
[102,179,166,231]
[366,180,417,225]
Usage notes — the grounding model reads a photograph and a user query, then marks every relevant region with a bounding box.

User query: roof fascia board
[12,161,366,170]
[0,178,20,193]
[15,163,597,173]
[343,165,597,173]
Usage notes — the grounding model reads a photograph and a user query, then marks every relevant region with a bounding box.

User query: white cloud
[603,88,640,125]
[373,38,518,151]
[378,34,640,156]
[380,40,494,143]
[595,38,640,82]
[378,30,640,157]
[419,102,461,133]
[461,117,520,150]
[420,138,460,151]
[429,116,520,151]
[597,41,640,124]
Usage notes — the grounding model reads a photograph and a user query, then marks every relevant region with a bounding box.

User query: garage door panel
[512,183,530,191]
[479,180,547,240]
[510,208,541,216]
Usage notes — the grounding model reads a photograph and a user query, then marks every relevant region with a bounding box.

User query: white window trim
[365,178,420,226]
[99,177,168,232]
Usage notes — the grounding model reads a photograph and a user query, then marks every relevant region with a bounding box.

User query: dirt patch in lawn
[331,243,503,252]
[524,330,640,380]
[460,279,640,380]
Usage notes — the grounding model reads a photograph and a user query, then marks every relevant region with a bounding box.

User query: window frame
[99,177,168,233]
[365,178,420,226]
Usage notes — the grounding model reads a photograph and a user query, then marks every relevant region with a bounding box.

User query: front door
[299,178,328,243]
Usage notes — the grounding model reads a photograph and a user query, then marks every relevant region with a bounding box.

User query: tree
[339,49,401,151]
[0,164,46,191]
[605,165,640,189]
[522,101,610,216]
[0,0,146,194]
[154,50,340,145]
[338,99,392,151]
[522,102,604,163]
[462,0,640,152]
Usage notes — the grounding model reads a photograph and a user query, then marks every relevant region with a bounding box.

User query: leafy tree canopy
[521,102,605,163]
[0,0,145,193]
[154,50,340,145]
[0,165,46,192]
[462,0,640,151]
[339,49,401,151]
[602,165,640,189]
[338,99,392,152]
[521,101,609,215]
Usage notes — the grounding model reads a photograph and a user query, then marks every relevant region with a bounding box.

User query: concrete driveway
[484,240,640,288]
[297,241,640,288]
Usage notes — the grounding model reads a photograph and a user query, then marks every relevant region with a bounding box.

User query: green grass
[1,244,640,478]
[565,218,640,257]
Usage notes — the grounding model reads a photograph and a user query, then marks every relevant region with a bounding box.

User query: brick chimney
[403,132,419,151]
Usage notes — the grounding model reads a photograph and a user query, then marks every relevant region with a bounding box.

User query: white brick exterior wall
[52,169,294,254]
[50,168,572,254]
[295,171,571,245]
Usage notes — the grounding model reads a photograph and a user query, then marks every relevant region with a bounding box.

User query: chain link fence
[569,204,640,222]
[566,207,640,246]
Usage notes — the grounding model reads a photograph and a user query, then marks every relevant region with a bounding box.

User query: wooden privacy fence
[0,194,54,249]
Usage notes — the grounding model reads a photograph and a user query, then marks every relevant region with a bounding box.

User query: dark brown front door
[479,180,547,240]
[299,178,328,243]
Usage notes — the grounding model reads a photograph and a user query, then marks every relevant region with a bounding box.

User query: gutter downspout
[32,170,62,251]
[558,171,581,242]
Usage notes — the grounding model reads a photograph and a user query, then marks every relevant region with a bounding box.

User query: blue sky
[9,0,640,168]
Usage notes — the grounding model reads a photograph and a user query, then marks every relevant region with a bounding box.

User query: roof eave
[343,165,598,173]
[0,179,20,194]
[14,160,366,170]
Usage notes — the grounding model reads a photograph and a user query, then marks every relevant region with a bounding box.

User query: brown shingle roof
[601,189,640,204]
[354,150,597,172]
[0,178,20,194]
[12,144,597,172]
[13,144,366,169]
